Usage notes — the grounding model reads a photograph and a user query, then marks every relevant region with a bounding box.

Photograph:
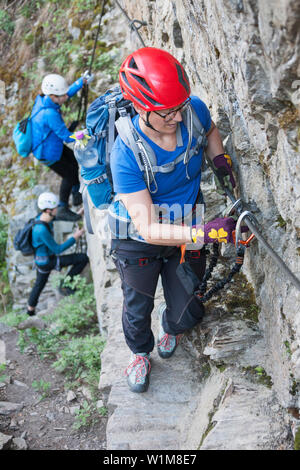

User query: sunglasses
[152,97,191,122]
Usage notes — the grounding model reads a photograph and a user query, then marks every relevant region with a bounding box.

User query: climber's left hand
[212,153,236,195]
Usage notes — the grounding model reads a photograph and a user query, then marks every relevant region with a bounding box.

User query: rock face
[121,0,300,408]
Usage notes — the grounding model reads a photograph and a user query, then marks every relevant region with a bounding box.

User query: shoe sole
[157,345,177,359]
[127,375,150,393]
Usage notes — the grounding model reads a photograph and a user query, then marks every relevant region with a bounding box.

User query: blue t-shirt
[110,96,211,221]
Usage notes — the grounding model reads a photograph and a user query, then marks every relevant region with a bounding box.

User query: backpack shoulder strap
[115,110,159,193]
[181,103,208,151]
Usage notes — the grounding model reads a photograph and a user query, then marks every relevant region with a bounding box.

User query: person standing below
[109,47,242,393]
[31,71,93,222]
[26,192,89,316]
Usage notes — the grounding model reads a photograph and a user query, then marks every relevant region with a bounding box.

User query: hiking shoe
[72,192,82,206]
[26,309,35,316]
[125,352,151,393]
[58,286,76,296]
[157,303,182,359]
[56,206,81,222]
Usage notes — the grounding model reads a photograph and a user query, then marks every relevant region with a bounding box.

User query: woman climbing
[109,47,241,393]
[26,192,89,316]
[30,72,93,221]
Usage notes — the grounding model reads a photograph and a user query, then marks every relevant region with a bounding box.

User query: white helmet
[41,74,69,96]
[38,192,59,210]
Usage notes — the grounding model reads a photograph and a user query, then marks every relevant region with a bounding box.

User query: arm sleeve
[40,227,76,254]
[67,77,84,98]
[46,109,73,143]
[110,138,146,194]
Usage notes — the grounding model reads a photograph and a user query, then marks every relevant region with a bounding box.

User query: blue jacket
[31,78,84,165]
[32,215,76,266]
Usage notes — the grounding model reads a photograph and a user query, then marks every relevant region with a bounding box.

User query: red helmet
[119,47,190,111]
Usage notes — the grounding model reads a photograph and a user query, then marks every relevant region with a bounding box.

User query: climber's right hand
[82,70,94,85]
[73,228,85,240]
[191,217,248,245]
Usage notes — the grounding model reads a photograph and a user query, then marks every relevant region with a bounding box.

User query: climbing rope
[197,243,219,297]
[77,0,147,125]
[114,0,147,47]
[195,244,245,303]
[77,0,108,123]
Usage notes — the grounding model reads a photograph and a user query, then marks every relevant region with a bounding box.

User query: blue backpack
[78,86,136,233]
[13,106,51,158]
[78,86,207,236]
[13,218,51,256]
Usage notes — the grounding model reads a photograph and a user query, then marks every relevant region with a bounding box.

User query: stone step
[0,401,23,415]
[200,383,286,450]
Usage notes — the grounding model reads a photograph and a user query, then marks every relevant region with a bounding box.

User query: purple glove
[191,217,248,245]
[212,154,236,192]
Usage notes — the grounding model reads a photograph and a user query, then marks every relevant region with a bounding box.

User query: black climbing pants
[48,145,80,204]
[111,239,206,354]
[28,253,89,308]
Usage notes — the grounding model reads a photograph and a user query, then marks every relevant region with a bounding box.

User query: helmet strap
[143,112,159,133]
[45,208,55,218]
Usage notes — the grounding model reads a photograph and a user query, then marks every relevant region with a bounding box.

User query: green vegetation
[290,378,299,397]
[73,399,107,430]
[93,48,120,81]
[20,0,46,18]
[294,427,300,451]
[0,310,27,328]
[224,273,260,323]
[41,40,81,72]
[19,165,44,190]
[201,361,212,379]
[14,275,105,395]
[32,379,51,400]
[242,365,273,388]
[72,0,98,13]
[0,10,15,35]
[215,362,227,373]
[0,0,119,433]
[0,364,9,383]
[198,410,216,449]
[1,274,106,428]
[276,215,287,230]
[284,340,292,358]
[0,259,107,427]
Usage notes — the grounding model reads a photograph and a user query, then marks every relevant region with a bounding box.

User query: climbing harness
[114,0,147,47]
[77,0,108,123]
